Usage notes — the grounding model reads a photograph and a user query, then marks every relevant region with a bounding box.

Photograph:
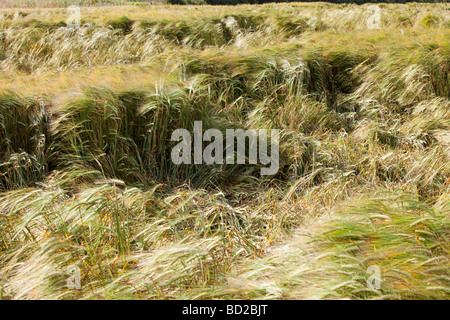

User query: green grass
[0,2,449,300]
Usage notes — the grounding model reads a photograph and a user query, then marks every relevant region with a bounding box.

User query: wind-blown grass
[0,2,449,300]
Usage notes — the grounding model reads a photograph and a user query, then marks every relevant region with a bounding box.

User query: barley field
[0,1,449,300]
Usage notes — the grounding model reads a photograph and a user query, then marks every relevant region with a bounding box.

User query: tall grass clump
[0,92,52,190]
[314,193,449,299]
[0,2,449,300]
[224,192,449,300]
